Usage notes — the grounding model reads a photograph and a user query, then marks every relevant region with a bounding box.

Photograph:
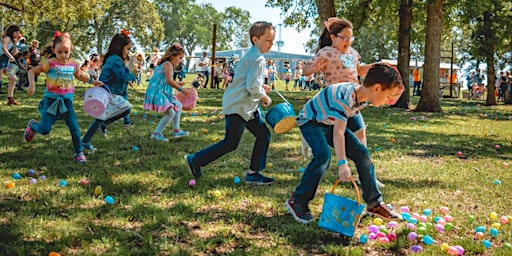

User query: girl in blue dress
[143,43,190,141]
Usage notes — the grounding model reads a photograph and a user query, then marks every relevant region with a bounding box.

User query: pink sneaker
[74,152,87,163]
[24,119,37,142]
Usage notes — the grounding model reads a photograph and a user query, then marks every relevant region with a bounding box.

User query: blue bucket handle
[332,178,362,206]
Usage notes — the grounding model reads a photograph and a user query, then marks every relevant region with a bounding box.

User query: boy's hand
[92,80,104,86]
[338,164,352,182]
[261,95,272,107]
[27,85,35,96]
[262,84,271,93]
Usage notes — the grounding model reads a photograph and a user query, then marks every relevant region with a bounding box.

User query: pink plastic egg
[444,215,454,222]
[378,237,390,243]
[388,221,398,229]
[406,223,416,230]
[387,233,397,241]
[440,206,449,214]
[447,246,459,255]
[400,206,410,213]
[420,215,428,223]
[435,223,445,233]
[500,216,508,224]
[368,232,377,240]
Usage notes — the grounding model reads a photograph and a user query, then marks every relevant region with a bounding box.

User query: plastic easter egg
[492,223,501,229]
[188,179,196,187]
[495,144,500,149]
[379,227,388,235]
[233,176,241,184]
[376,231,387,238]
[426,222,433,229]
[468,215,476,223]
[400,206,410,213]
[29,178,37,184]
[266,162,273,168]
[406,223,416,230]
[133,111,138,115]
[407,232,418,241]
[423,235,434,245]
[153,114,158,118]
[437,218,447,226]
[359,234,368,244]
[418,222,427,228]
[435,223,444,233]
[445,223,454,231]
[500,216,508,224]
[440,242,449,251]
[490,228,499,237]
[104,195,115,204]
[476,226,486,233]
[454,245,464,255]
[39,175,46,180]
[417,226,427,235]
[27,169,36,176]
[504,162,510,168]
[423,208,431,216]
[94,185,102,195]
[503,242,512,249]
[299,167,305,173]
[202,128,208,134]
[368,232,377,240]
[420,215,428,223]
[447,246,459,255]
[407,217,418,224]
[132,146,139,152]
[490,211,498,219]
[6,182,15,189]
[439,206,449,214]
[79,179,89,186]
[368,224,380,233]
[59,179,67,187]
[434,216,442,223]
[387,233,397,241]
[378,237,389,243]
[444,215,454,222]
[213,190,221,197]
[401,212,411,220]
[482,240,491,249]
[475,231,485,240]
[411,245,423,253]
[12,173,22,180]
[494,180,502,186]
[373,217,383,225]
[388,221,398,229]
[48,252,62,256]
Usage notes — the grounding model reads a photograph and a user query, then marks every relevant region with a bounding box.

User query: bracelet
[177,86,183,91]
[337,159,348,167]
[88,76,93,84]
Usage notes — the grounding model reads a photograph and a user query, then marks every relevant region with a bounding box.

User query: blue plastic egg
[105,196,115,205]
[359,234,368,244]
[234,176,241,184]
[59,179,67,187]
[12,173,22,180]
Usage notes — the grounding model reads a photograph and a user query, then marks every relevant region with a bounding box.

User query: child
[16,50,30,90]
[143,42,190,141]
[185,21,275,185]
[0,25,21,103]
[301,17,385,187]
[221,62,230,89]
[293,61,303,91]
[285,63,404,224]
[191,73,204,88]
[81,30,136,149]
[284,64,292,91]
[266,59,276,90]
[25,31,103,163]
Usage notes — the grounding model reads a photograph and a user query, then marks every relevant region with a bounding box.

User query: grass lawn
[1,74,512,255]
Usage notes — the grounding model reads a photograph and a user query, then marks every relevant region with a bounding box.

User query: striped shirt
[297,82,368,126]
[41,58,79,96]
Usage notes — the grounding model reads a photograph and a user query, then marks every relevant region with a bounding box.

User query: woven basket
[175,88,198,110]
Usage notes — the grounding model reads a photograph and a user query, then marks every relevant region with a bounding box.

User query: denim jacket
[99,55,136,96]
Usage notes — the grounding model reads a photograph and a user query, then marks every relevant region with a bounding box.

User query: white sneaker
[150,133,169,142]
[172,129,189,138]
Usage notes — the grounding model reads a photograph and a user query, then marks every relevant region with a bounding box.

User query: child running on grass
[185,21,275,185]
[81,30,136,150]
[143,42,190,141]
[285,63,404,224]
[25,31,103,163]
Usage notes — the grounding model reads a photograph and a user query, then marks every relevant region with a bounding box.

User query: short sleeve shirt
[41,58,78,95]
[314,46,360,85]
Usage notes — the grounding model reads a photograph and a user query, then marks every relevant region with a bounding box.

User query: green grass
[1,74,512,255]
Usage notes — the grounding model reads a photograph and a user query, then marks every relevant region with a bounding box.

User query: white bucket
[84,86,111,118]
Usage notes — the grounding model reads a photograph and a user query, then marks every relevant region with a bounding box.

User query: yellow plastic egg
[94,185,102,195]
[490,211,498,220]
[440,242,450,251]
[373,217,383,225]
[266,163,273,168]
[492,223,501,229]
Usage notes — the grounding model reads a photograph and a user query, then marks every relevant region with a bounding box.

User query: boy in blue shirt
[286,63,404,223]
[185,21,275,185]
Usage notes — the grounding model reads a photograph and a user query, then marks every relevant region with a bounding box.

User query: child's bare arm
[333,120,352,182]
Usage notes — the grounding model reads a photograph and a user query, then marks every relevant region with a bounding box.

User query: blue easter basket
[318,179,366,237]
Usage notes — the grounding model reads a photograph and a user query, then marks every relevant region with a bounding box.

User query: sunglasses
[335,35,355,42]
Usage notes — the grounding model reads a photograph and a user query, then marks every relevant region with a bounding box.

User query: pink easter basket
[175,87,198,110]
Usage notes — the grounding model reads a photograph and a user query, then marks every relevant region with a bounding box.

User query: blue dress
[143,61,178,112]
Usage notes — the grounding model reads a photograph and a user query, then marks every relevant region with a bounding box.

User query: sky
[198,0,313,56]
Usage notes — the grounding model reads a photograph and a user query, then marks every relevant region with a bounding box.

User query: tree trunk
[315,0,336,23]
[415,0,443,113]
[483,11,496,106]
[394,0,412,109]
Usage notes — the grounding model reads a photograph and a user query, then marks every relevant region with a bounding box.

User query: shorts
[0,54,9,69]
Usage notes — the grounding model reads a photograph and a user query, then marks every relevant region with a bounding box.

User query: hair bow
[54,30,71,39]
[172,42,182,50]
[323,17,338,31]
[121,29,130,37]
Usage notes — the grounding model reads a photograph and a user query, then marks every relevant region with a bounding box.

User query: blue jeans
[293,121,382,206]
[82,109,131,144]
[122,94,131,125]
[31,97,82,154]
[192,112,270,172]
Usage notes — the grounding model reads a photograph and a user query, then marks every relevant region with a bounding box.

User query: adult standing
[197,51,210,88]
[0,25,21,103]
[412,66,421,96]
